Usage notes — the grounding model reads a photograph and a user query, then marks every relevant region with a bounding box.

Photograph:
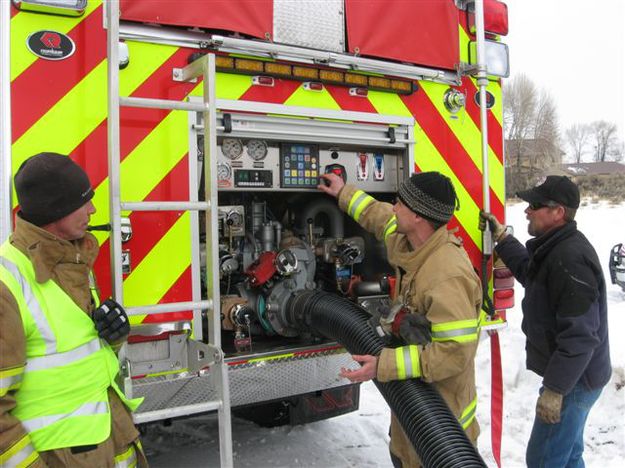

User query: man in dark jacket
[480,176,611,467]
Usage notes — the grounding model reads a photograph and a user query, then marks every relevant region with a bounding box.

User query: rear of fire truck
[1,0,514,452]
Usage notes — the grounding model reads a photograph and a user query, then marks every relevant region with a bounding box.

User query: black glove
[93,299,130,343]
[398,314,432,346]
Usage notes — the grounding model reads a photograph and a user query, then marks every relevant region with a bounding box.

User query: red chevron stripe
[457,77,504,161]
[326,84,378,114]
[94,155,190,300]
[70,48,197,187]
[400,91,504,218]
[10,4,19,18]
[94,241,111,299]
[11,6,106,143]
[142,267,193,323]
[122,156,189,267]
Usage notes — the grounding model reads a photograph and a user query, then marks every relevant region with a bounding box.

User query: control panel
[280,143,319,188]
[211,137,403,192]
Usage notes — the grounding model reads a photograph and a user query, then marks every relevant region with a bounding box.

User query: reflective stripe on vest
[431,318,479,343]
[0,256,56,354]
[21,401,108,433]
[0,366,24,397]
[26,337,101,372]
[114,444,138,468]
[459,396,478,429]
[347,190,375,222]
[394,345,421,380]
[384,216,397,241]
[0,434,39,468]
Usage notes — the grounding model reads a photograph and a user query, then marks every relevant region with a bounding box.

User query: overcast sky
[504,0,625,142]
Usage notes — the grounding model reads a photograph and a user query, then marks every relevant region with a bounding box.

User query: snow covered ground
[143,201,625,467]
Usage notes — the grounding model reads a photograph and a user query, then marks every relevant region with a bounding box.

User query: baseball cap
[516,175,580,209]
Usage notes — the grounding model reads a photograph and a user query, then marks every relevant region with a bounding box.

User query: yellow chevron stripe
[89,105,196,228]
[11,41,179,209]
[458,25,504,127]
[123,213,191,307]
[188,72,253,100]
[366,91,413,118]
[367,91,481,248]
[10,0,101,81]
[419,81,504,204]
[283,85,341,110]
[458,25,470,64]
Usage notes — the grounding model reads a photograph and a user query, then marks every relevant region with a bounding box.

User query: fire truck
[1,0,513,465]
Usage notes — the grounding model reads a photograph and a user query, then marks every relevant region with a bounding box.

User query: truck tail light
[252,76,275,87]
[493,288,514,310]
[493,266,514,310]
[493,266,514,289]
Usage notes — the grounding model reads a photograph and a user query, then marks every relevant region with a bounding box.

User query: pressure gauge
[226,210,243,227]
[217,162,232,182]
[246,139,268,161]
[221,138,243,160]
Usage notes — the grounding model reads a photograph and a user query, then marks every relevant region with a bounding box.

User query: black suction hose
[286,291,486,468]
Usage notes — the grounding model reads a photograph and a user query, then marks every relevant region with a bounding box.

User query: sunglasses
[528,202,560,211]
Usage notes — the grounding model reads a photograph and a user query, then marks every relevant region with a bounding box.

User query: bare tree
[565,124,591,163]
[590,120,619,162]
[503,74,560,196]
[608,140,624,162]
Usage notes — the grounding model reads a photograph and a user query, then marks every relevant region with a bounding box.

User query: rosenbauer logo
[26,30,75,61]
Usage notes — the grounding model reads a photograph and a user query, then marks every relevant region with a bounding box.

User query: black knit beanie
[15,152,94,227]
[397,172,458,224]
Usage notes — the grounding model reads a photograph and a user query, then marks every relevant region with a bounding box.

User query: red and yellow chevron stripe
[10,1,505,326]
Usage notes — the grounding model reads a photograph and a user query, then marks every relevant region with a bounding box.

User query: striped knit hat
[397,172,458,224]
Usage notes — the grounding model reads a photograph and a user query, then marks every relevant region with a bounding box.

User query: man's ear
[554,205,566,222]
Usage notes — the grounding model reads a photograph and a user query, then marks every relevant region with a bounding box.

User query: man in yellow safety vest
[0,152,146,467]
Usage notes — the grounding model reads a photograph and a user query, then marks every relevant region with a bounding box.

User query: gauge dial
[246,139,268,161]
[221,138,243,160]
[217,162,232,182]
[226,210,243,227]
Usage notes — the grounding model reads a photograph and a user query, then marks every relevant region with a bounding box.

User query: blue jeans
[526,382,603,468]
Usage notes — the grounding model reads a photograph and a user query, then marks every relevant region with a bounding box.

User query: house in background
[544,161,625,200]
[545,161,625,178]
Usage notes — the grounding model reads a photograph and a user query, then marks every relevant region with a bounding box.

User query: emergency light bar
[467,0,509,36]
[211,54,416,95]
[11,0,87,16]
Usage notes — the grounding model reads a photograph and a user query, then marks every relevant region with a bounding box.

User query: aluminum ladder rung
[120,96,204,112]
[134,400,223,424]
[126,300,212,316]
[121,201,210,212]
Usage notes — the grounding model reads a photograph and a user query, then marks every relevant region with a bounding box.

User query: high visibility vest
[0,242,142,452]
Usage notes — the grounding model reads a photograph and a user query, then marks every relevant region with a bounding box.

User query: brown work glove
[479,210,507,242]
[536,387,563,424]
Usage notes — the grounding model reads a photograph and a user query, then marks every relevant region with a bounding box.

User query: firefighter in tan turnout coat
[318,171,482,467]
[0,153,146,467]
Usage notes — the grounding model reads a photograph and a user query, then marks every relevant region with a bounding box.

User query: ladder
[105,1,233,466]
